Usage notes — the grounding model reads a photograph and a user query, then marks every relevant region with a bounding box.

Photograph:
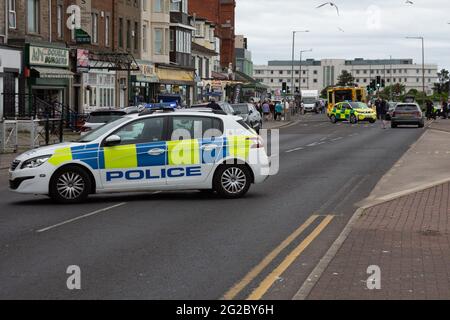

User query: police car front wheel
[49,166,91,204]
[214,165,251,199]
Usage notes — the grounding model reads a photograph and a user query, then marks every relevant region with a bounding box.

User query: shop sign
[29,46,69,68]
[77,49,89,73]
[75,29,91,45]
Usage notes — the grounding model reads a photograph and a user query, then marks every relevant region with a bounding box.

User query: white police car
[9,107,271,203]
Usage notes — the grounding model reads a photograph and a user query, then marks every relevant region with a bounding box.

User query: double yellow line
[222,215,334,300]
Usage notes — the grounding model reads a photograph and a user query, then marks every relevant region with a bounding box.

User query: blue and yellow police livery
[9,109,271,203]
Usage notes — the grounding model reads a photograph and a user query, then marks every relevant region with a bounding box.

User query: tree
[336,70,355,87]
[434,69,450,94]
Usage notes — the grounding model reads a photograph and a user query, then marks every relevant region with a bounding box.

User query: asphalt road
[0,115,424,299]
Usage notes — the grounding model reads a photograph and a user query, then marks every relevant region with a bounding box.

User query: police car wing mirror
[105,135,121,146]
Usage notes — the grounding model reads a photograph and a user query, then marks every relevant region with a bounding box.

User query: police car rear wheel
[350,115,358,124]
[50,166,91,204]
[214,165,251,198]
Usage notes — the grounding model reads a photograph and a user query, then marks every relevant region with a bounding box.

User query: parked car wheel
[49,165,91,204]
[330,115,337,123]
[391,122,398,128]
[350,114,358,124]
[213,165,251,199]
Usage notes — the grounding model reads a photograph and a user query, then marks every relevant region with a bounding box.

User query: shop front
[0,46,22,119]
[25,45,73,108]
[155,65,195,107]
[81,62,116,113]
[130,61,159,105]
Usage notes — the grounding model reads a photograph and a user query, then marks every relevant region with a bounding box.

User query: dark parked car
[190,102,235,115]
[391,103,424,128]
[231,103,263,133]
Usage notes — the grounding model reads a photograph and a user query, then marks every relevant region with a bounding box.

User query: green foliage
[336,70,355,87]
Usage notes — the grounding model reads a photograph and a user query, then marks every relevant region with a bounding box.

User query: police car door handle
[148,148,166,156]
[201,144,219,151]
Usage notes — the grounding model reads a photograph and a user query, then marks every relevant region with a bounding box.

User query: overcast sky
[235,0,450,70]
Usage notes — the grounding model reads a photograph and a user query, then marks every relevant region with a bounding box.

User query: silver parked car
[231,103,263,133]
[391,103,425,128]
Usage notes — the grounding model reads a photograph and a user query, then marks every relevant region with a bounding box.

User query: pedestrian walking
[275,101,283,121]
[426,100,434,121]
[375,98,382,120]
[442,99,448,119]
[379,98,388,129]
[269,100,275,120]
[262,101,270,121]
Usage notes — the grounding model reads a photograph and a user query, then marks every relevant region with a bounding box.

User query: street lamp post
[299,49,313,92]
[291,30,310,97]
[406,36,426,96]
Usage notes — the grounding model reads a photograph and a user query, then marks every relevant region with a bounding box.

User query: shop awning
[32,67,74,79]
[156,67,195,85]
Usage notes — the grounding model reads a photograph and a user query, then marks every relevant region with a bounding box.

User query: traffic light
[381,79,386,88]
[287,86,291,94]
[376,76,381,88]
[282,82,287,93]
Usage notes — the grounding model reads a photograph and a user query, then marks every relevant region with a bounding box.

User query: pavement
[0,114,425,299]
[297,118,450,300]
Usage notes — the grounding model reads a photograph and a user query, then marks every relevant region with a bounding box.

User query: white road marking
[36,202,127,233]
[286,147,304,153]
[331,137,343,141]
[306,142,318,147]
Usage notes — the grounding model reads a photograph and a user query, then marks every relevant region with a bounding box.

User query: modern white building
[254,58,439,95]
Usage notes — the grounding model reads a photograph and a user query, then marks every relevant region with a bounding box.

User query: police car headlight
[21,155,52,169]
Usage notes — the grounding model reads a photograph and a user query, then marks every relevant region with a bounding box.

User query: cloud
[235,0,450,70]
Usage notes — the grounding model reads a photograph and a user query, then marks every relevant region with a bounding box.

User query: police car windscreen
[78,117,131,143]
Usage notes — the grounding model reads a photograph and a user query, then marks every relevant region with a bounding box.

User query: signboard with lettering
[77,49,89,73]
[29,46,69,68]
[75,29,91,44]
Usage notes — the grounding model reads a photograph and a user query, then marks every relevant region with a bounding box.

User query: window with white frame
[105,16,110,46]
[27,0,39,33]
[195,22,203,37]
[8,0,17,29]
[92,13,98,43]
[142,23,148,52]
[57,4,62,37]
[154,28,163,54]
[154,0,163,12]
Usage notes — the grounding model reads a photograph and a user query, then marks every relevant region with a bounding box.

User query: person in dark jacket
[378,98,388,129]
[442,99,448,119]
[426,100,434,121]
[375,98,382,120]
[207,99,221,111]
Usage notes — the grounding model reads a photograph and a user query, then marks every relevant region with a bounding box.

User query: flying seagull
[405,0,414,4]
[316,2,340,16]
[337,27,345,32]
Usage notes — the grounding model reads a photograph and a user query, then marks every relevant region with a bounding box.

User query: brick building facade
[188,0,236,71]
